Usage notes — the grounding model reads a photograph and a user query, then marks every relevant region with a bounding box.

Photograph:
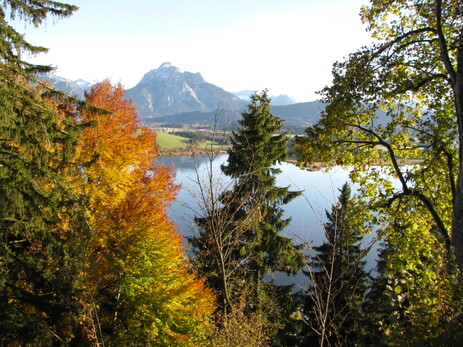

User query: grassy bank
[156,131,229,157]
[156,132,190,148]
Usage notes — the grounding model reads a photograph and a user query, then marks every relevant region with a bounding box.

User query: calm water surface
[161,155,353,242]
[160,155,378,286]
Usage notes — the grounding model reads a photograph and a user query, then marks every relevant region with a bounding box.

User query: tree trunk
[452,70,463,271]
[218,247,233,314]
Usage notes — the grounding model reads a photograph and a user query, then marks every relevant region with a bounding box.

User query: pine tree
[303,183,370,346]
[0,0,77,73]
[0,1,91,344]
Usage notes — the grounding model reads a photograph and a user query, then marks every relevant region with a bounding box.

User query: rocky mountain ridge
[38,63,327,131]
[125,63,247,118]
[38,73,91,99]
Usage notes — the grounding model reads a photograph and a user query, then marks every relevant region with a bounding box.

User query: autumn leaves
[76,80,215,344]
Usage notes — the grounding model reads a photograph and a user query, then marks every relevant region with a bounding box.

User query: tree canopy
[191,91,304,343]
[295,0,462,270]
[78,80,215,345]
[294,0,463,342]
[0,2,216,342]
[303,183,370,346]
[0,0,77,73]
[221,90,303,282]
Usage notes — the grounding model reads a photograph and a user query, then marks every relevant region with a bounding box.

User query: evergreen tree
[0,0,77,72]
[221,90,303,283]
[190,178,250,315]
[0,1,91,344]
[303,183,370,346]
[215,90,303,342]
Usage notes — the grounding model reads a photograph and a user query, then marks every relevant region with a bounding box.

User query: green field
[156,132,190,148]
[156,131,230,152]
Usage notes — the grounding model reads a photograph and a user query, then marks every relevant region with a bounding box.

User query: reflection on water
[160,155,352,244]
[159,155,378,286]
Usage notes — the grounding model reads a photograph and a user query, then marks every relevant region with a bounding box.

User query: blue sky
[16,0,372,101]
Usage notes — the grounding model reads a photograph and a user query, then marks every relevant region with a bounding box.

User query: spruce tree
[303,183,370,346]
[0,2,91,344]
[191,91,303,342]
[218,90,303,341]
[221,90,302,280]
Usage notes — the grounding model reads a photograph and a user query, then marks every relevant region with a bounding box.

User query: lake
[160,154,378,287]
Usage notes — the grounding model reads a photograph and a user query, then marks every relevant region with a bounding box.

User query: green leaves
[295,0,463,343]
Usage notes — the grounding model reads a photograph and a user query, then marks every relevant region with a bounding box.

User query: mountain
[37,74,91,99]
[232,90,255,101]
[233,90,297,106]
[272,101,325,126]
[152,100,327,134]
[271,94,298,106]
[33,67,330,132]
[152,109,241,128]
[125,63,247,119]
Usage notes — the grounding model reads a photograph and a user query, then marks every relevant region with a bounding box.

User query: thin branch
[373,27,438,58]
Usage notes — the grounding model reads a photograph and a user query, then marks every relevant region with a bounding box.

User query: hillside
[146,100,326,133]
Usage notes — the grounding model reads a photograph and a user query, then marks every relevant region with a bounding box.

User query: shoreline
[287,158,424,171]
[159,150,424,171]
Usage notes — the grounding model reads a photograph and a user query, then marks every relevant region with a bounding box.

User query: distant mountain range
[232,90,297,106]
[38,63,328,132]
[38,73,91,100]
[151,100,325,130]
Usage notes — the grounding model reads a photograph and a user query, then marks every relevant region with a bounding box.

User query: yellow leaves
[377,203,460,341]
[77,80,159,209]
[78,80,214,344]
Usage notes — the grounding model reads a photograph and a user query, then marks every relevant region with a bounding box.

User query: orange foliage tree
[77,80,215,345]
